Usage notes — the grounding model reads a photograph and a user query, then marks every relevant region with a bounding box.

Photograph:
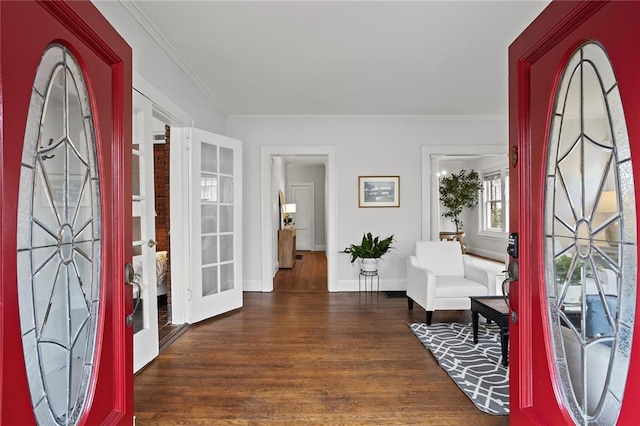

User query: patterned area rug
[409,322,509,415]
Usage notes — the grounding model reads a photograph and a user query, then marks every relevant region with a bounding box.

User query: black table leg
[501,329,509,367]
[472,310,479,344]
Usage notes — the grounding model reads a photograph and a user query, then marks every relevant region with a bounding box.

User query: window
[481,169,509,233]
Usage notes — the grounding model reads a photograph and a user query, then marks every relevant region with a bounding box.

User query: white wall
[464,155,509,261]
[93,1,227,134]
[228,116,507,290]
[287,164,326,250]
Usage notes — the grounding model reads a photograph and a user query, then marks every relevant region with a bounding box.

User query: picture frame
[358,176,400,208]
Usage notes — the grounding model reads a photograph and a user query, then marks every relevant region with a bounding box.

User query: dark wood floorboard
[134,252,509,425]
[273,251,327,292]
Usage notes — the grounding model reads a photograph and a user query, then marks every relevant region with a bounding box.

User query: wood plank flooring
[134,251,509,425]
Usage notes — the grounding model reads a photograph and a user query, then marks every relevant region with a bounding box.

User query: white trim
[261,146,337,292]
[421,145,506,242]
[230,114,506,121]
[133,74,194,326]
[133,72,193,127]
[243,280,263,292]
[168,127,192,325]
[476,231,509,241]
[120,0,228,118]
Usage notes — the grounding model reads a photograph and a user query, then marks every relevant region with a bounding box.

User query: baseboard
[466,247,506,263]
[335,278,406,292]
[314,244,326,251]
[243,280,264,292]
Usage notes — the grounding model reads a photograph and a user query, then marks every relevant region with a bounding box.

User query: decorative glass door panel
[17,44,101,425]
[190,129,242,323]
[545,42,635,424]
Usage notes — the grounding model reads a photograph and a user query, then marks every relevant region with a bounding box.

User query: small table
[470,296,510,366]
[359,270,379,292]
[439,231,467,254]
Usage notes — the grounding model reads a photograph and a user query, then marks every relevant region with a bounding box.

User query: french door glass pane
[220,146,233,175]
[199,140,236,297]
[202,205,217,234]
[202,235,218,265]
[202,265,218,296]
[220,263,234,292]
[202,143,217,173]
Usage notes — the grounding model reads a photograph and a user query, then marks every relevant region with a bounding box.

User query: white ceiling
[131,0,550,117]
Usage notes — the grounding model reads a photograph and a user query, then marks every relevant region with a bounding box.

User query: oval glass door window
[16,44,101,425]
[544,42,636,424]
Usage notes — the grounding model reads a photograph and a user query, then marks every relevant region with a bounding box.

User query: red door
[0,1,133,424]
[510,1,640,424]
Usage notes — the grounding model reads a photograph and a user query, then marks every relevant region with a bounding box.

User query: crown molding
[119,0,228,118]
[228,114,507,121]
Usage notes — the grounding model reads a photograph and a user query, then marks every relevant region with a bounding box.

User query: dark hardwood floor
[134,251,509,425]
[274,251,328,292]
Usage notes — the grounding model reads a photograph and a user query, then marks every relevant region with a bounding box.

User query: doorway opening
[260,146,337,292]
[273,156,328,292]
[150,116,188,350]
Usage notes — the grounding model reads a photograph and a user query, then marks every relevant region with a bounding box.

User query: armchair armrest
[463,260,496,295]
[407,255,438,310]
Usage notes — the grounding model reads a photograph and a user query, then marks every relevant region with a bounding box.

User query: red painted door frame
[0,1,133,424]
[509,1,640,424]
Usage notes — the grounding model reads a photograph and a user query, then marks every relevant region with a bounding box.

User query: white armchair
[406,241,496,324]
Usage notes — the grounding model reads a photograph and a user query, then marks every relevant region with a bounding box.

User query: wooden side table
[439,231,467,254]
[470,296,510,366]
[278,228,296,268]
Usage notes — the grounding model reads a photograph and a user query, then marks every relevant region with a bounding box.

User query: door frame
[421,144,505,241]
[288,182,315,251]
[133,72,193,325]
[260,146,337,292]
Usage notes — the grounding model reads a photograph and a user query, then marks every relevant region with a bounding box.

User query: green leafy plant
[342,233,395,263]
[439,169,483,232]
[555,254,594,285]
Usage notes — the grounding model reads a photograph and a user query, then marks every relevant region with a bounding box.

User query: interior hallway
[134,251,509,425]
[274,251,328,292]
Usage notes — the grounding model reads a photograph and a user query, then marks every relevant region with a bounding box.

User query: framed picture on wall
[358,176,400,208]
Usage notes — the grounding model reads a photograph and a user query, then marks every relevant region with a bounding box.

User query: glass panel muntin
[17,44,101,425]
[545,42,635,424]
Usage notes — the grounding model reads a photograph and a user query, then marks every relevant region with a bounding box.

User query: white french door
[190,128,243,323]
[132,91,159,372]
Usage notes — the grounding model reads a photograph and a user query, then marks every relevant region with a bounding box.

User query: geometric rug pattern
[409,322,509,415]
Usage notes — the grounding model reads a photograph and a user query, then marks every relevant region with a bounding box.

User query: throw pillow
[585,294,617,346]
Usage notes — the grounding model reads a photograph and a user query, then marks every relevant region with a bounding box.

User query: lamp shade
[283,203,297,214]
[599,191,618,213]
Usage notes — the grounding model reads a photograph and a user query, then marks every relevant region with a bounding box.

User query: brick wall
[154,125,172,320]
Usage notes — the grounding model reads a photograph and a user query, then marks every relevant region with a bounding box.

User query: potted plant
[342,232,395,272]
[439,169,483,232]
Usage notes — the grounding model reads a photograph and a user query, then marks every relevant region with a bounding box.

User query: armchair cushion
[435,277,491,298]
[415,241,464,276]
